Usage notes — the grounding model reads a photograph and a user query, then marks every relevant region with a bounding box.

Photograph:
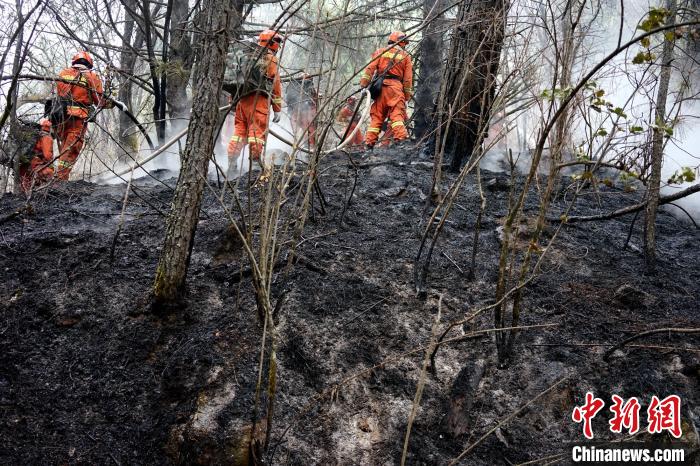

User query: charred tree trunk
[413,0,445,140]
[439,0,508,172]
[644,0,676,273]
[152,0,239,306]
[166,0,194,123]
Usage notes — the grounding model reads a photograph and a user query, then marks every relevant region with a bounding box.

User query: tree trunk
[644,0,676,273]
[413,0,445,140]
[10,0,24,193]
[152,0,239,305]
[141,0,165,144]
[549,4,578,166]
[438,0,508,172]
[117,0,139,162]
[165,0,194,123]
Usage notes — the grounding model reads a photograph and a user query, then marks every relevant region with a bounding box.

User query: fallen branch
[554,183,700,223]
[448,376,571,465]
[604,327,700,361]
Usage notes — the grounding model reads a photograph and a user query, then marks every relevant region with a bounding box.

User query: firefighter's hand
[272,112,281,123]
[112,100,128,112]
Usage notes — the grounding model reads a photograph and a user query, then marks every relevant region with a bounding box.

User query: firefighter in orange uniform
[380,107,408,146]
[288,74,318,149]
[19,118,55,192]
[55,51,123,180]
[227,30,284,177]
[359,31,413,148]
[337,96,364,146]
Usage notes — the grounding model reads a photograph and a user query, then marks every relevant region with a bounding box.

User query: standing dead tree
[152,0,241,306]
[437,0,508,173]
[413,0,446,141]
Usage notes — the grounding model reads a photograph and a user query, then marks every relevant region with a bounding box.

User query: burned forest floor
[1,145,699,465]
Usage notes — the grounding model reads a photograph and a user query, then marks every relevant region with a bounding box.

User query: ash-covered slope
[1,146,698,465]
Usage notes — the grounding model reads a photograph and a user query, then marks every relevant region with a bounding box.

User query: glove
[272,112,281,123]
[113,100,128,112]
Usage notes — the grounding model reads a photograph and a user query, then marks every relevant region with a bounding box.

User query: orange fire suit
[55,66,106,180]
[20,129,54,192]
[359,45,413,147]
[380,107,408,146]
[227,53,283,163]
[290,102,317,147]
[338,103,364,146]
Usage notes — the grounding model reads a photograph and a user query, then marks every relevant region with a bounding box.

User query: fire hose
[108,89,371,179]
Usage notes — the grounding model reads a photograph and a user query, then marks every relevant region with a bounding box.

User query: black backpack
[44,97,68,126]
[222,41,273,101]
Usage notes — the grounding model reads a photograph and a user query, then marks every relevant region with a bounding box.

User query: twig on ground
[448,376,570,465]
[603,327,700,361]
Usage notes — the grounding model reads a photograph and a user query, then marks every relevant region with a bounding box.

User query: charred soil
[1,146,699,465]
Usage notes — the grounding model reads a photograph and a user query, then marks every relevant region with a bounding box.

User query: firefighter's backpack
[223,41,272,101]
[44,97,68,126]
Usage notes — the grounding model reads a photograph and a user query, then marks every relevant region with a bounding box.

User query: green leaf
[612,107,628,118]
[667,167,696,184]
[640,37,651,47]
[590,105,602,113]
[595,89,605,97]
[638,20,653,33]
[595,128,608,137]
[632,51,655,64]
[630,126,644,134]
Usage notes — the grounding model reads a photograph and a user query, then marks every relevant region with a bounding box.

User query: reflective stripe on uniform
[391,121,404,128]
[360,73,370,80]
[272,97,283,105]
[248,137,265,144]
[381,52,404,61]
[367,127,381,133]
[60,72,89,86]
[57,160,73,168]
[230,135,242,143]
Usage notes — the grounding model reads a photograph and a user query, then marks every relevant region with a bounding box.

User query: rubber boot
[226,156,238,179]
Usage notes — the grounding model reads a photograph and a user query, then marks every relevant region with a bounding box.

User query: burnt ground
[0,145,699,465]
